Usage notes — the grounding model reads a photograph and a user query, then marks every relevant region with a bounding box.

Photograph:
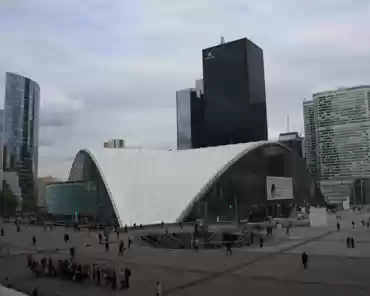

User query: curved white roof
[76,141,279,226]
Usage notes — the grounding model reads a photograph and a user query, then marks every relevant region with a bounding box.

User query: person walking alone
[351,236,355,249]
[156,280,163,296]
[118,240,124,256]
[301,252,308,269]
[337,222,340,232]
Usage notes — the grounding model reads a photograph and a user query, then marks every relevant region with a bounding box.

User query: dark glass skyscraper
[176,88,204,149]
[202,38,267,146]
[2,72,40,209]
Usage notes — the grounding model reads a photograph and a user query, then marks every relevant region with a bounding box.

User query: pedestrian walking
[124,268,131,289]
[128,236,132,249]
[225,242,232,255]
[351,236,355,248]
[70,247,75,259]
[260,236,264,248]
[119,268,125,289]
[98,233,102,244]
[64,233,69,244]
[337,222,340,232]
[116,229,120,239]
[367,221,370,229]
[118,240,124,256]
[32,235,36,246]
[156,280,163,296]
[346,236,350,248]
[352,220,355,228]
[301,252,308,269]
[105,241,109,252]
[1,228,4,237]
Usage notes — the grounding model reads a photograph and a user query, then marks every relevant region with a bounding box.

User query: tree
[1,182,19,215]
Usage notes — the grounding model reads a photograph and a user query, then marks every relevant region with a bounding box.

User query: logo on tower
[205,52,214,60]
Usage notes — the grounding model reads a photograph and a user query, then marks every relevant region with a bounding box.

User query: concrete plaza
[1,211,370,295]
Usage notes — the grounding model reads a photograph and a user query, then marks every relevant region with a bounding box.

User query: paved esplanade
[1,211,370,295]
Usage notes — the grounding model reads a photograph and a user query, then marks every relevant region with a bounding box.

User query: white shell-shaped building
[67,141,325,226]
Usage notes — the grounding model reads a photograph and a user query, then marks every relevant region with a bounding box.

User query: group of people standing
[26,254,133,290]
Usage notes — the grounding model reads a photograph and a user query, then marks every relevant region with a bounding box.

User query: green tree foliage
[1,182,19,215]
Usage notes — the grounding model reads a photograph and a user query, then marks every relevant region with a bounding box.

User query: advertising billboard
[266,176,293,200]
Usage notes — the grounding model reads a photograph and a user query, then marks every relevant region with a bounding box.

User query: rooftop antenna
[286,115,290,132]
[220,36,225,44]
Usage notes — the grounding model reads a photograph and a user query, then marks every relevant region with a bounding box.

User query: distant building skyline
[2,72,40,208]
[278,132,303,158]
[104,139,125,149]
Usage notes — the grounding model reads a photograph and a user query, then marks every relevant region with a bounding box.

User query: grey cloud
[0,0,370,177]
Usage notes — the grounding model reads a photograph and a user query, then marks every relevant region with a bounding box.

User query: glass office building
[314,86,370,179]
[45,181,98,219]
[303,86,370,202]
[176,88,204,149]
[303,100,318,177]
[202,38,268,146]
[2,73,40,208]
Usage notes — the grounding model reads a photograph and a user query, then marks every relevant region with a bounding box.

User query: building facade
[37,176,59,208]
[202,37,268,146]
[303,100,318,177]
[67,142,325,226]
[104,139,125,149]
[45,181,99,219]
[176,88,204,149]
[2,72,40,209]
[303,86,370,202]
[278,132,303,158]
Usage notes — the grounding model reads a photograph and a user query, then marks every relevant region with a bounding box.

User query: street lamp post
[361,179,364,207]
[234,196,239,227]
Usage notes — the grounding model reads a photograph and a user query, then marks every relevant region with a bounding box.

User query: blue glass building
[2,72,40,209]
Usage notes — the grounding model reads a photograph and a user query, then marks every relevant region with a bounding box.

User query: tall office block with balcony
[304,86,370,203]
[2,73,40,209]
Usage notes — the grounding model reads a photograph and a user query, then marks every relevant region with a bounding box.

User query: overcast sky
[0,0,370,179]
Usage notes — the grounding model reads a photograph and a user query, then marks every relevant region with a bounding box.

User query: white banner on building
[266,176,293,200]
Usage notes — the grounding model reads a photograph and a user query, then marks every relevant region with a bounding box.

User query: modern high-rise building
[103,139,125,149]
[2,72,40,208]
[278,132,304,158]
[303,86,370,202]
[202,37,268,146]
[176,88,204,149]
[314,86,370,179]
[303,100,318,177]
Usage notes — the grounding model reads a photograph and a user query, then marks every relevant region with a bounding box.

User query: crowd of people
[26,254,132,290]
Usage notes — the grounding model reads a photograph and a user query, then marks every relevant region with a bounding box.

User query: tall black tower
[202,37,268,146]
